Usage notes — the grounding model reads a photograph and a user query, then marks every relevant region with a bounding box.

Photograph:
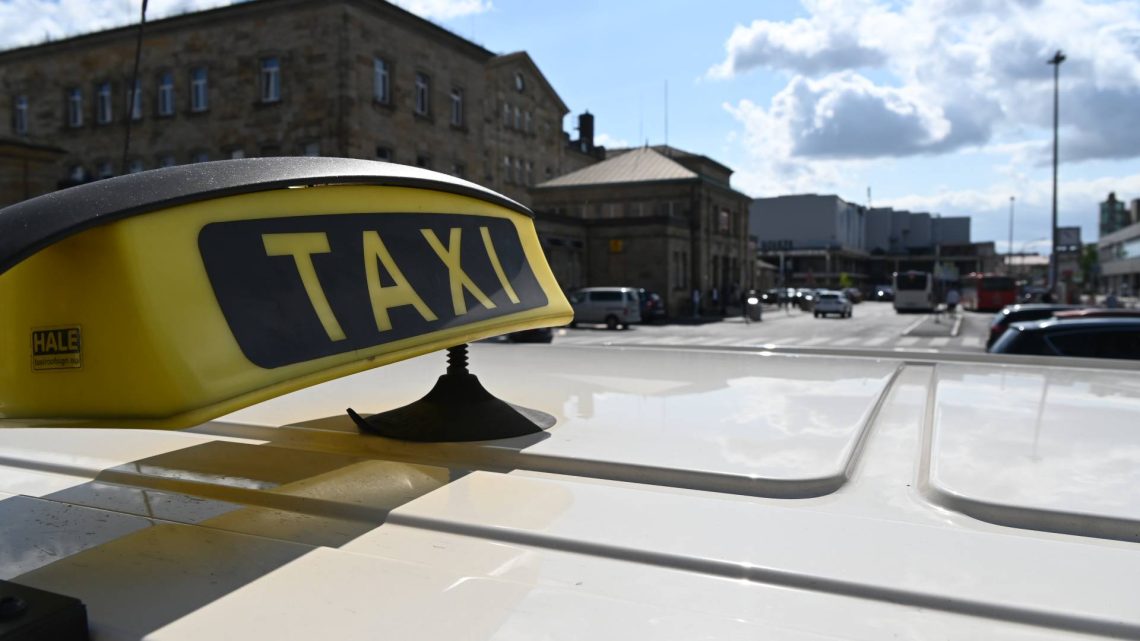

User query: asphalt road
[553,301,992,353]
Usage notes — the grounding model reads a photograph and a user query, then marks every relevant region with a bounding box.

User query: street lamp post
[1008,196,1015,275]
[1047,50,1065,292]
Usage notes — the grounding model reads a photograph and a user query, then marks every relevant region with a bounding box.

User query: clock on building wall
[514,72,525,92]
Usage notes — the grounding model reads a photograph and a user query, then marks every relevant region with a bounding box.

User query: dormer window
[513,72,524,92]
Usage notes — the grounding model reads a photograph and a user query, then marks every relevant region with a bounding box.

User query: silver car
[568,287,642,329]
[813,290,853,318]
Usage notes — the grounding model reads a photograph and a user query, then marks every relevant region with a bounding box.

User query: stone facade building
[0,137,64,207]
[531,146,751,316]
[0,0,599,207]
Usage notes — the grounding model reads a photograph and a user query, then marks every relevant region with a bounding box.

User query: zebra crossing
[552,330,984,351]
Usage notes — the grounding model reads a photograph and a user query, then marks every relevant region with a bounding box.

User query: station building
[0,0,601,208]
[531,145,751,316]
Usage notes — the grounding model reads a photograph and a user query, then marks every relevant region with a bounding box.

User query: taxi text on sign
[199,212,547,368]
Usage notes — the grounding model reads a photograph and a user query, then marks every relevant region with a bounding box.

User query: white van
[568,287,642,329]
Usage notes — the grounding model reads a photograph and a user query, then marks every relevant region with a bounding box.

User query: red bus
[961,273,1016,311]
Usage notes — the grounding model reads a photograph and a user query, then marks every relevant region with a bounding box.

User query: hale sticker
[32,326,82,371]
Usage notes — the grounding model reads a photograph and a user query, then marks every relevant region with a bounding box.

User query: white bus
[893,270,934,312]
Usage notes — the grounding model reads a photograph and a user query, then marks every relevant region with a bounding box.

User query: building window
[452,162,466,178]
[415,154,431,169]
[96,160,114,178]
[229,148,245,159]
[515,158,522,185]
[66,88,83,127]
[513,105,520,129]
[514,72,525,92]
[373,57,389,104]
[157,72,174,116]
[260,57,281,103]
[718,209,730,233]
[303,142,320,157]
[127,79,142,121]
[414,72,430,115]
[96,82,112,124]
[526,160,533,186]
[449,87,463,126]
[12,95,28,134]
[127,158,144,174]
[68,165,87,182]
[502,102,510,126]
[503,155,511,183]
[191,151,209,163]
[158,155,176,168]
[190,67,208,112]
[524,111,532,133]
[376,146,392,161]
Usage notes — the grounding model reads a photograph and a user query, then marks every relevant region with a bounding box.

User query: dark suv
[986,304,1082,351]
[989,317,1140,360]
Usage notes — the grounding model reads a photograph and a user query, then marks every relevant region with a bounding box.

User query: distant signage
[760,240,794,251]
[1057,227,1082,253]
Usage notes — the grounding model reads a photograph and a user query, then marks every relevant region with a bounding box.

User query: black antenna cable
[122,0,149,172]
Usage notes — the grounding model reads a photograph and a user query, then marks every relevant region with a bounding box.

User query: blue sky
[4,0,1140,255]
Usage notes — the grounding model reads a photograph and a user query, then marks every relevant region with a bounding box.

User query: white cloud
[388,0,492,20]
[707,2,885,78]
[883,171,1140,249]
[713,0,1140,172]
[594,133,631,149]
[0,1,240,49]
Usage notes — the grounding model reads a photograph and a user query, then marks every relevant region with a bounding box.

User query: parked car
[990,317,1140,359]
[1053,308,1140,320]
[795,288,817,310]
[813,290,853,318]
[843,288,863,303]
[568,287,642,329]
[507,327,554,343]
[986,304,1082,350]
[760,288,783,305]
[636,288,668,323]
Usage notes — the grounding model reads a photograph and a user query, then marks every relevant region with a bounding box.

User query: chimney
[577,111,594,151]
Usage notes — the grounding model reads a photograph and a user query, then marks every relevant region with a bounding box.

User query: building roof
[535,146,697,188]
[488,51,569,115]
[0,0,496,61]
[609,145,735,177]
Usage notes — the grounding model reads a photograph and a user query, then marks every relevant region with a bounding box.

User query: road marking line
[832,337,859,346]
[897,336,920,346]
[864,336,890,346]
[798,336,831,346]
[960,336,982,348]
[901,315,929,336]
[930,337,950,347]
[704,337,740,345]
[951,315,963,337]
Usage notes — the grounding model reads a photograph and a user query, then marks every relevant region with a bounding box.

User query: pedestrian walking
[691,288,701,318]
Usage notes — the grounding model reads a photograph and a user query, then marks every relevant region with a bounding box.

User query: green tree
[1079,244,1099,292]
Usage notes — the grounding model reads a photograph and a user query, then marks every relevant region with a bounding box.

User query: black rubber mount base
[348,344,555,442]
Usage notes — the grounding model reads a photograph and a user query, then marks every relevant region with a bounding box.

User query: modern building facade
[1099,220,1140,296]
[531,146,751,316]
[1099,192,1135,237]
[750,194,981,289]
[0,0,599,208]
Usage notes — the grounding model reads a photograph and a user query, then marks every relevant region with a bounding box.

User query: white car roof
[3,344,1139,640]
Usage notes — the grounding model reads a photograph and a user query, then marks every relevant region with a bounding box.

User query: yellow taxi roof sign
[0,158,572,428]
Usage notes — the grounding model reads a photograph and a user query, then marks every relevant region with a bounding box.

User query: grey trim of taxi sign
[0,158,531,276]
